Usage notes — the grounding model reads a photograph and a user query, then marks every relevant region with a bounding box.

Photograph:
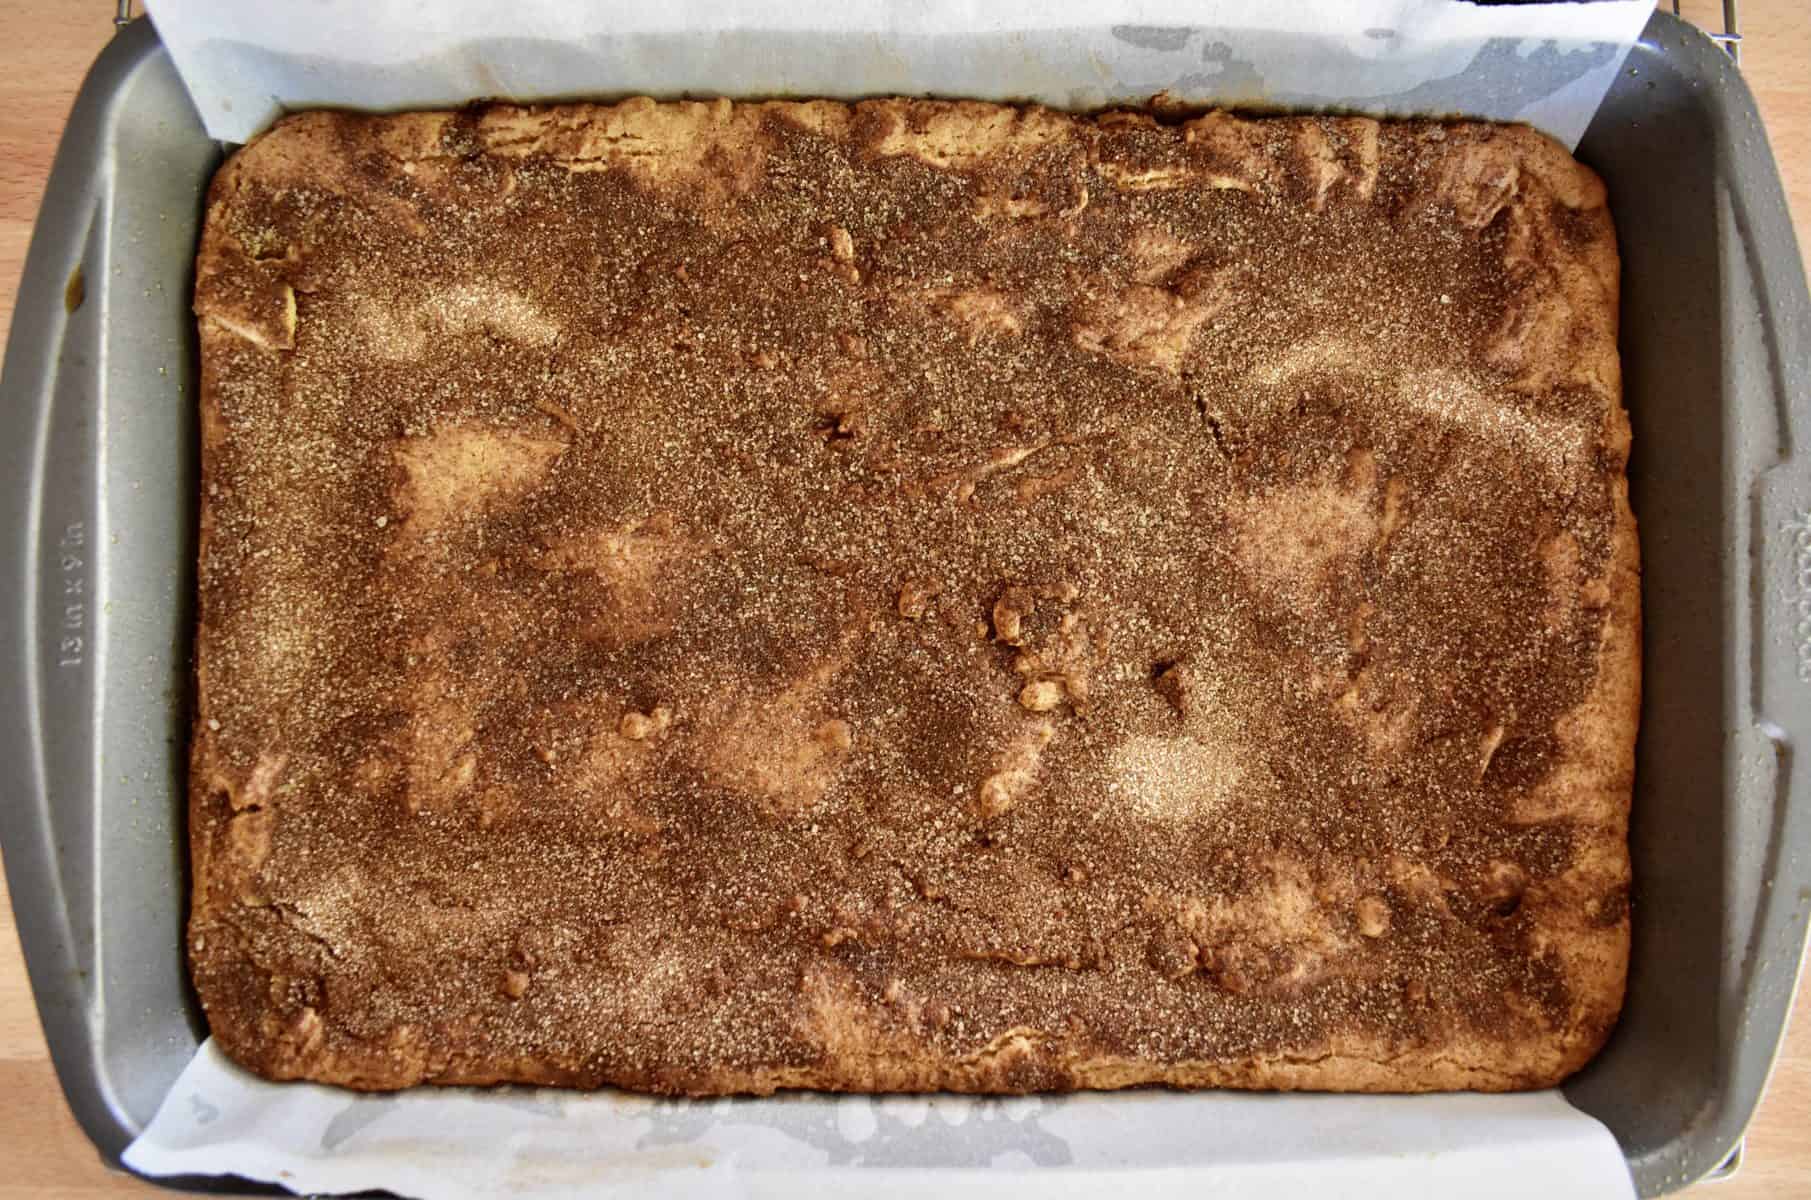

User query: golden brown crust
[190,100,1634,1095]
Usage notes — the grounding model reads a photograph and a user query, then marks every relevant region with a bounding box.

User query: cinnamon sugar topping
[189,99,1635,1095]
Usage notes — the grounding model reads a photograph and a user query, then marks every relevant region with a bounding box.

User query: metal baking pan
[3,12,1808,1196]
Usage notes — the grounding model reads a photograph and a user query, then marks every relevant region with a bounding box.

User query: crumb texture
[190,98,1635,1095]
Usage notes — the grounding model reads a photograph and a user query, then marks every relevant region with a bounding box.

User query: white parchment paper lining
[129,2,1650,1195]
[128,1041,1636,1198]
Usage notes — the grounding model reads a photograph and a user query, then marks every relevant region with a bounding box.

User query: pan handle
[0,89,111,950]
[1733,49,1811,1185]
[0,24,141,1161]
[1743,138,1811,815]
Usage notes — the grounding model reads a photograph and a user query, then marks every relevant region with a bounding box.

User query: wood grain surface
[0,0,1805,1194]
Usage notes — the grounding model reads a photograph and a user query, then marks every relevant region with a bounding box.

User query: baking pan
[2,12,1808,1196]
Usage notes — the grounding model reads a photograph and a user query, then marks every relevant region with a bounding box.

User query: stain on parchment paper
[1112,25,1194,52]
[634,1092,1076,1167]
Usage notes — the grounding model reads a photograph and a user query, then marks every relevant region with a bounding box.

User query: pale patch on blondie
[392,426,566,534]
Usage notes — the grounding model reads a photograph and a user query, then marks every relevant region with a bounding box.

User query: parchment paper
[126,1040,1635,1198]
[144,0,1651,147]
[127,1,1651,1195]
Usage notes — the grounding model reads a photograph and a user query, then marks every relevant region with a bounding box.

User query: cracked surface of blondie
[191,99,1636,1094]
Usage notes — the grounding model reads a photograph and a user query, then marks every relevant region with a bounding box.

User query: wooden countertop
[0,0,1806,1194]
